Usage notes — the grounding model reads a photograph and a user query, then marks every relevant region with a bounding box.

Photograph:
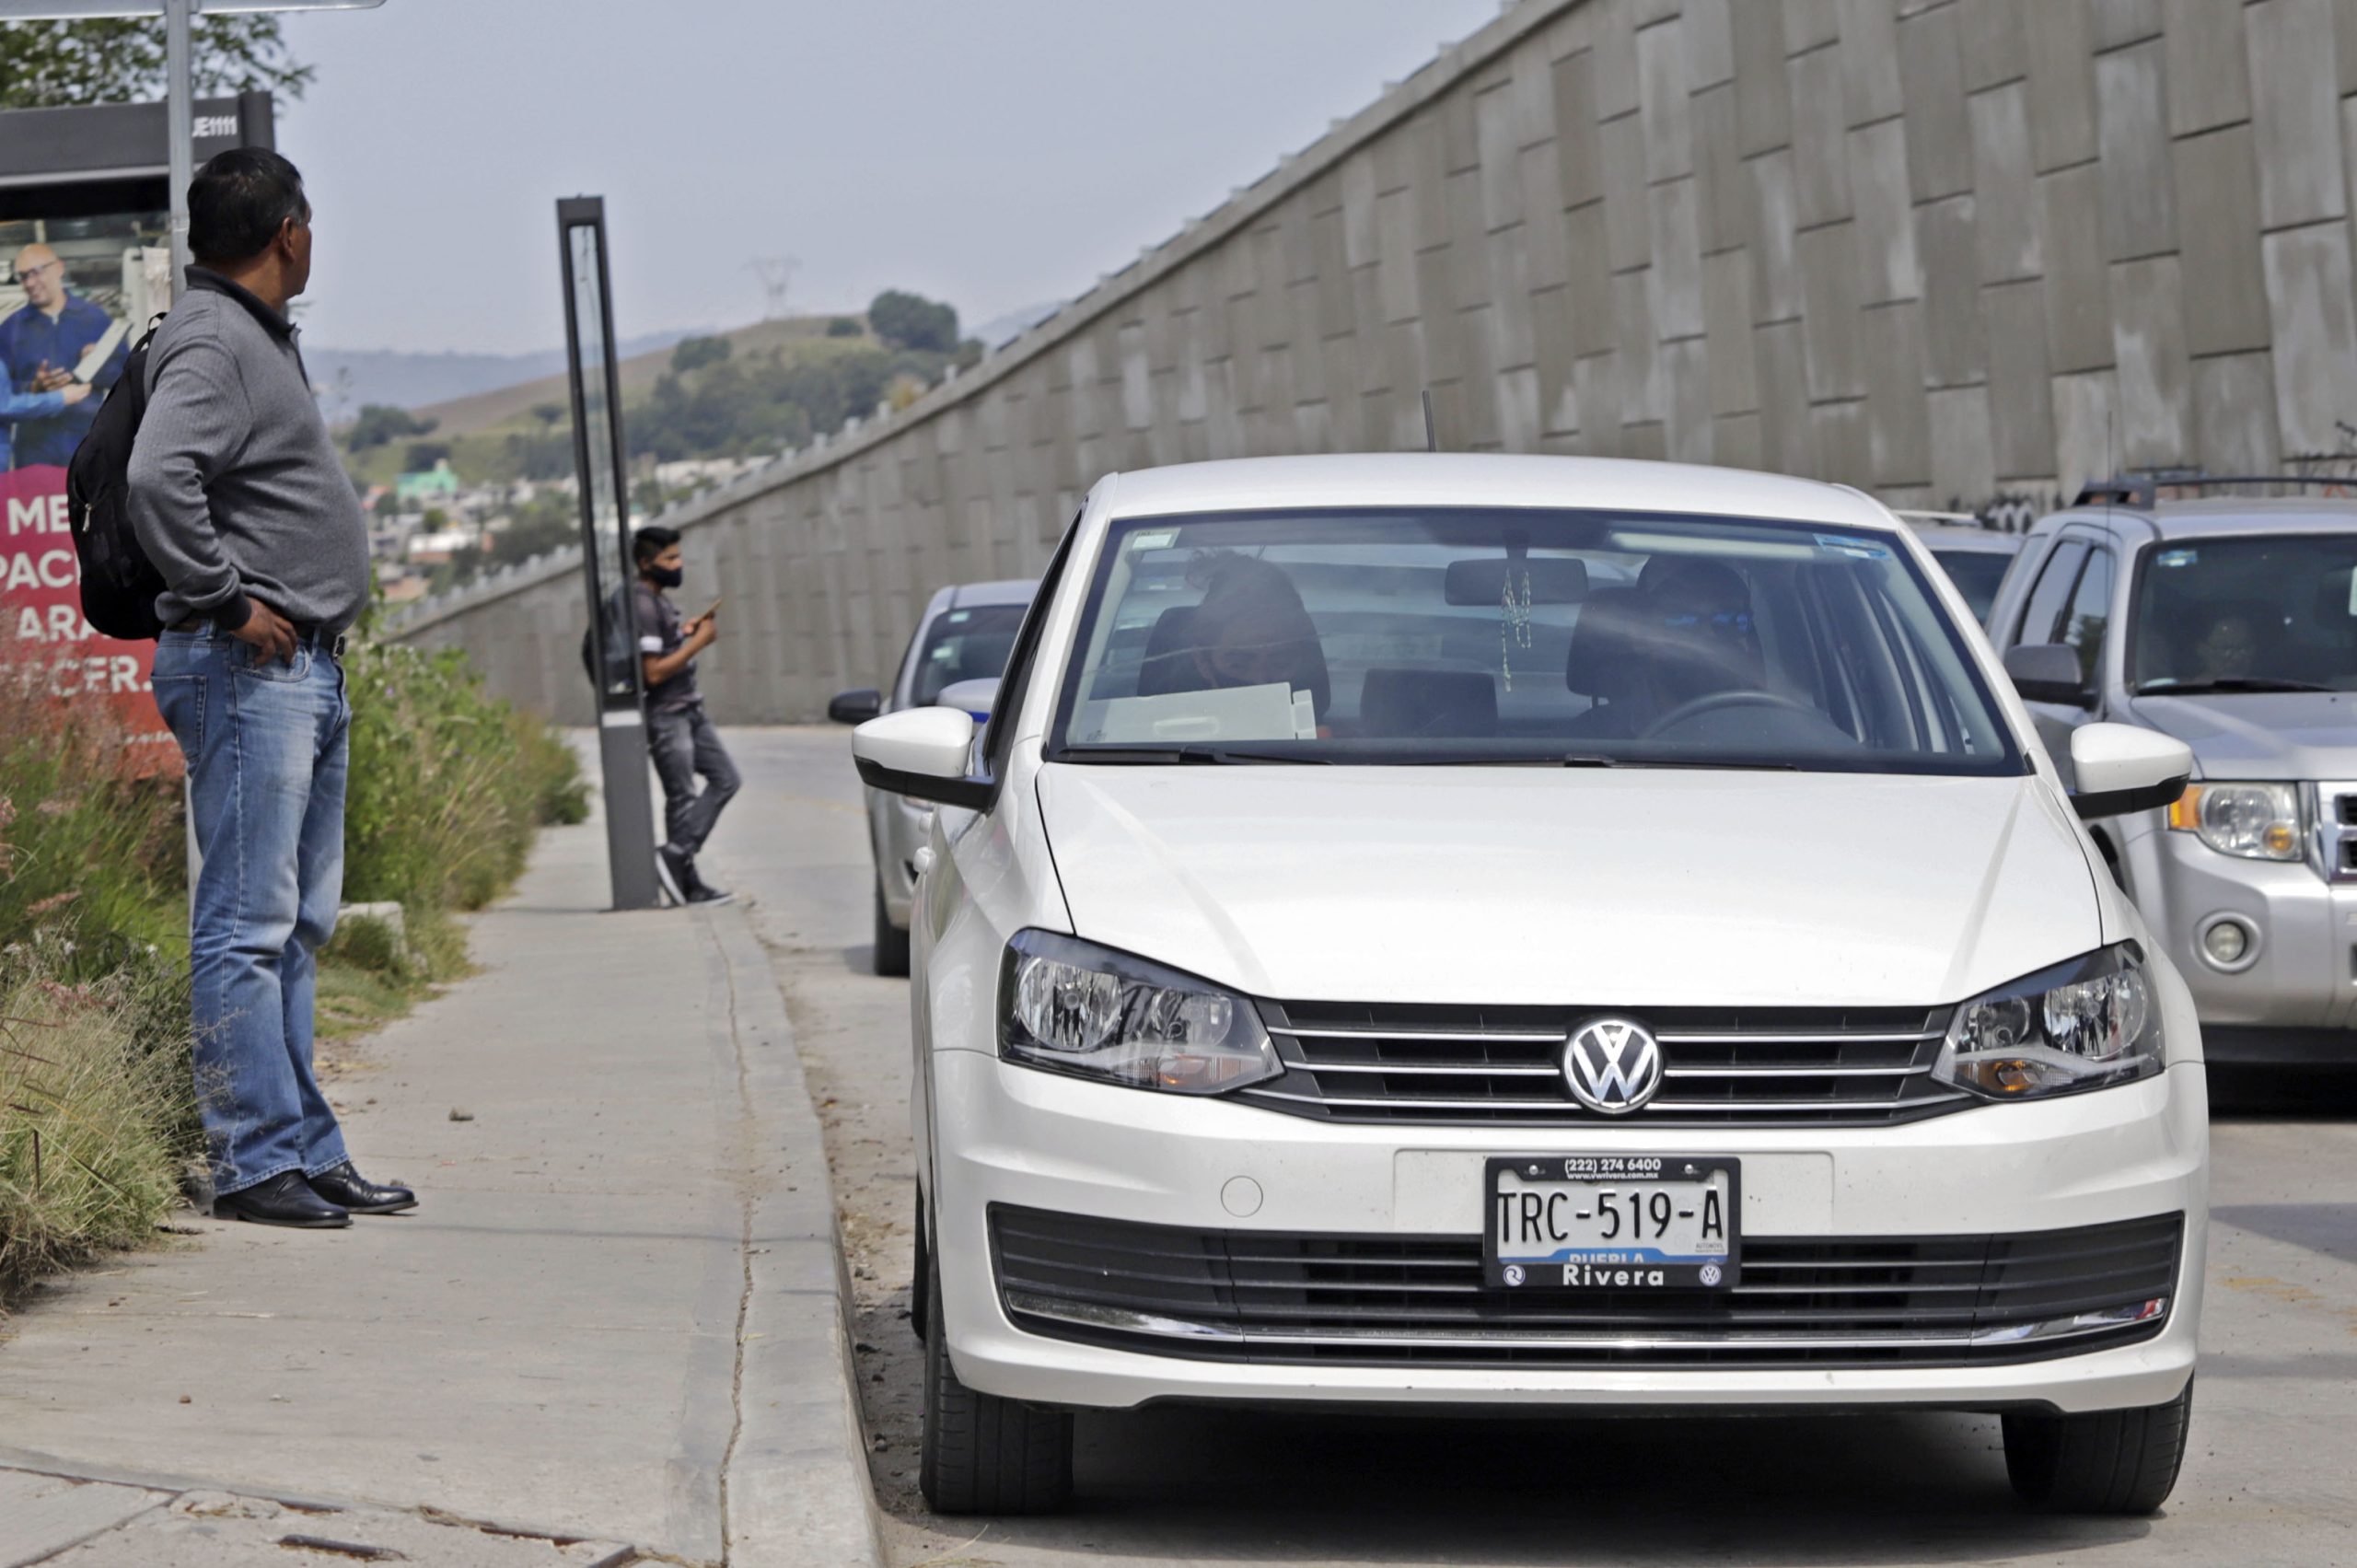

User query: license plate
[1483,1156,1741,1290]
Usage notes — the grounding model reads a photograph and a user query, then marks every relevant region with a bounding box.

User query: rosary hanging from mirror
[1499,560,1533,692]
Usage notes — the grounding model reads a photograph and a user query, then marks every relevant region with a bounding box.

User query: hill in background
[343,293,984,494]
[318,299,1057,425]
[307,329,704,416]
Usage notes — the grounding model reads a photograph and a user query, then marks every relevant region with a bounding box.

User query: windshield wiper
[1052,746,1328,764]
[1562,754,1801,771]
[2135,677,2338,695]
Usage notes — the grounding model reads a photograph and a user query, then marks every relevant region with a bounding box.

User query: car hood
[1034,764,2099,1008]
[2128,691,2357,781]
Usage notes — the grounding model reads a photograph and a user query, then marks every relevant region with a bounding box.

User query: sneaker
[654,844,689,905]
[683,858,736,905]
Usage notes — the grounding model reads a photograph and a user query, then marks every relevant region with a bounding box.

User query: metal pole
[165,0,192,291]
[556,199,660,912]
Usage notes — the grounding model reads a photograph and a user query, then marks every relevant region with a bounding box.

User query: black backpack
[580,584,639,699]
[65,321,168,641]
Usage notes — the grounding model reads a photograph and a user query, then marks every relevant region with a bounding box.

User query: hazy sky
[275,0,1502,355]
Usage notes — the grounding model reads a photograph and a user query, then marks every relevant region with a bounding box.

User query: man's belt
[169,614,349,657]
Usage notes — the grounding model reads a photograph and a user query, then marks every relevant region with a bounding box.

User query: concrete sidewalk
[0,808,880,1566]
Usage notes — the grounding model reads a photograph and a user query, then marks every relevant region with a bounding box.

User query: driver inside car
[1643,556,1765,713]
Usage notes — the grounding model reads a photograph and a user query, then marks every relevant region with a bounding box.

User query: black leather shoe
[308,1161,417,1214]
[215,1170,351,1229]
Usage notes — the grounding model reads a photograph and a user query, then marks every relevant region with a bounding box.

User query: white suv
[853,455,2209,1518]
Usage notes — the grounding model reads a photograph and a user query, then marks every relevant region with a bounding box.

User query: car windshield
[2131,534,2357,694]
[910,602,1028,706]
[1929,548,2012,623]
[1048,508,2021,774]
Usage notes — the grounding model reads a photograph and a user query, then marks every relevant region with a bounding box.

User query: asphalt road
[714,725,2357,1568]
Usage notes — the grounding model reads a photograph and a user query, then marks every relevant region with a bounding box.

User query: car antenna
[1422,389,1439,453]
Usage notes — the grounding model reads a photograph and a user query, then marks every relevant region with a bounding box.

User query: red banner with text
[1,462,169,741]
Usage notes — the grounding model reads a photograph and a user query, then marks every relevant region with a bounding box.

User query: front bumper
[2123,821,2357,1057]
[931,1052,2208,1415]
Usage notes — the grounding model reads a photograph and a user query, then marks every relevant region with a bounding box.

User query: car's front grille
[1235,1000,1971,1127]
[992,1206,2182,1369]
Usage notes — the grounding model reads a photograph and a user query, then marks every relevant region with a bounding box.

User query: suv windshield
[1048,508,2021,773]
[2131,533,2357,694]
[909,603,1028,707]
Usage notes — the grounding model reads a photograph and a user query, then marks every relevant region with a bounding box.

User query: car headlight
[998,931,1280,1093]
[2166,782,2302,860]
[1932,943,2163,1099]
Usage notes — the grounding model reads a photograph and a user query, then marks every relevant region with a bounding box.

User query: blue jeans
[152,626,352,1196]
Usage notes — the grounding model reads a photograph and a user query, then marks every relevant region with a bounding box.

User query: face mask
[647,564,683,588]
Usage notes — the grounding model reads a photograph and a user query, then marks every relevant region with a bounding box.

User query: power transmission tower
[749,256,801,319]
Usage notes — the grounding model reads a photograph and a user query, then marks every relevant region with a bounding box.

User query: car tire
[909,1190,931,1344]
[873,879,911,977]
[919,1239,1073,1516]
[2003,1376,2193,1515]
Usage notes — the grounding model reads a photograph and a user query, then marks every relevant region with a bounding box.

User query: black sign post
[557,196,661,911]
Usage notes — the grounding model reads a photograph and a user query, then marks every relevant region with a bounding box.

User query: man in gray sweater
[130,147,414,1229]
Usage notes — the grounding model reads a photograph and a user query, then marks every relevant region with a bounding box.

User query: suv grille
[1236,1001,1969,1127]
[993,1207,2181,1369]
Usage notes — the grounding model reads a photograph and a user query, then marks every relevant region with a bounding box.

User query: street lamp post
[0,0,387,288]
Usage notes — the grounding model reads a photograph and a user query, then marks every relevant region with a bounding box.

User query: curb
[702,902,887,1568]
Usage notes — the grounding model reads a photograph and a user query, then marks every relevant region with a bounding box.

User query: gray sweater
[127,271,369,633]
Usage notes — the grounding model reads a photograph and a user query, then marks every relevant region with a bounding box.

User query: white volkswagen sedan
[852,455,2208,1518]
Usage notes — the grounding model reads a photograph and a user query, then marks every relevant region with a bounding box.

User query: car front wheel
[918,1239,1073,1515]
[2003,1376,2193,1515]
[873,878,911,977]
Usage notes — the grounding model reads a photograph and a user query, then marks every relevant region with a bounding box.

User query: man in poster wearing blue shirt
[2,243,129,470]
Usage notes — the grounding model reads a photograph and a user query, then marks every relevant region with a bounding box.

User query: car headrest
[1358,668,1499,739]
[1564,587,1648,701]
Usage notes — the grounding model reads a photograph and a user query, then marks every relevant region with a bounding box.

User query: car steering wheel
[1640,689,1821,739]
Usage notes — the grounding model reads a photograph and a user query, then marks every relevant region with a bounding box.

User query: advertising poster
[1,207,172,741]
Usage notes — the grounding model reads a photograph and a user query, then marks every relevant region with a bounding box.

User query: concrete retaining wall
[396,0,2357,723]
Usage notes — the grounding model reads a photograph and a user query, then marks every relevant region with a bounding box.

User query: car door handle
[913,846,936,876]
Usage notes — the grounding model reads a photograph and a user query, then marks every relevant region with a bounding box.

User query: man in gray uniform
[129,147,414,1230]
[632,524,739,905]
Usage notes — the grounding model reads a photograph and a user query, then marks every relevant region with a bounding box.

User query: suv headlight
[2167,782,2302,860]
[1933,943,2164,1099]
[998,931,1280,1093]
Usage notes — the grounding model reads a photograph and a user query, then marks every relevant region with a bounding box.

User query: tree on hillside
[531,402,565,428]
[670,335,731,375]
[345,404,437,452]
[486,494,577,569]
[0,16,310,108]
[826,317,863,338]
[868,290,958,354]
[403,441,450,472]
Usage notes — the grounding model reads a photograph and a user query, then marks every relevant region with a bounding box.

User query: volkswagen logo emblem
[1562,1017,1664,1114]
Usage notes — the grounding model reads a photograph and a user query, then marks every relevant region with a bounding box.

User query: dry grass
[0,941,191,1297]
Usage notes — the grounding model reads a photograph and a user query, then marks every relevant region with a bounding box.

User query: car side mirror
[935,677,1000,720]
[827,688,882,726]
[2004,643,2092,707]
[852,706,995,810]
[2067,723,2191,820]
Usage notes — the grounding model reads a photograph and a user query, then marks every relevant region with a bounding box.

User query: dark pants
[648,703,739,857]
